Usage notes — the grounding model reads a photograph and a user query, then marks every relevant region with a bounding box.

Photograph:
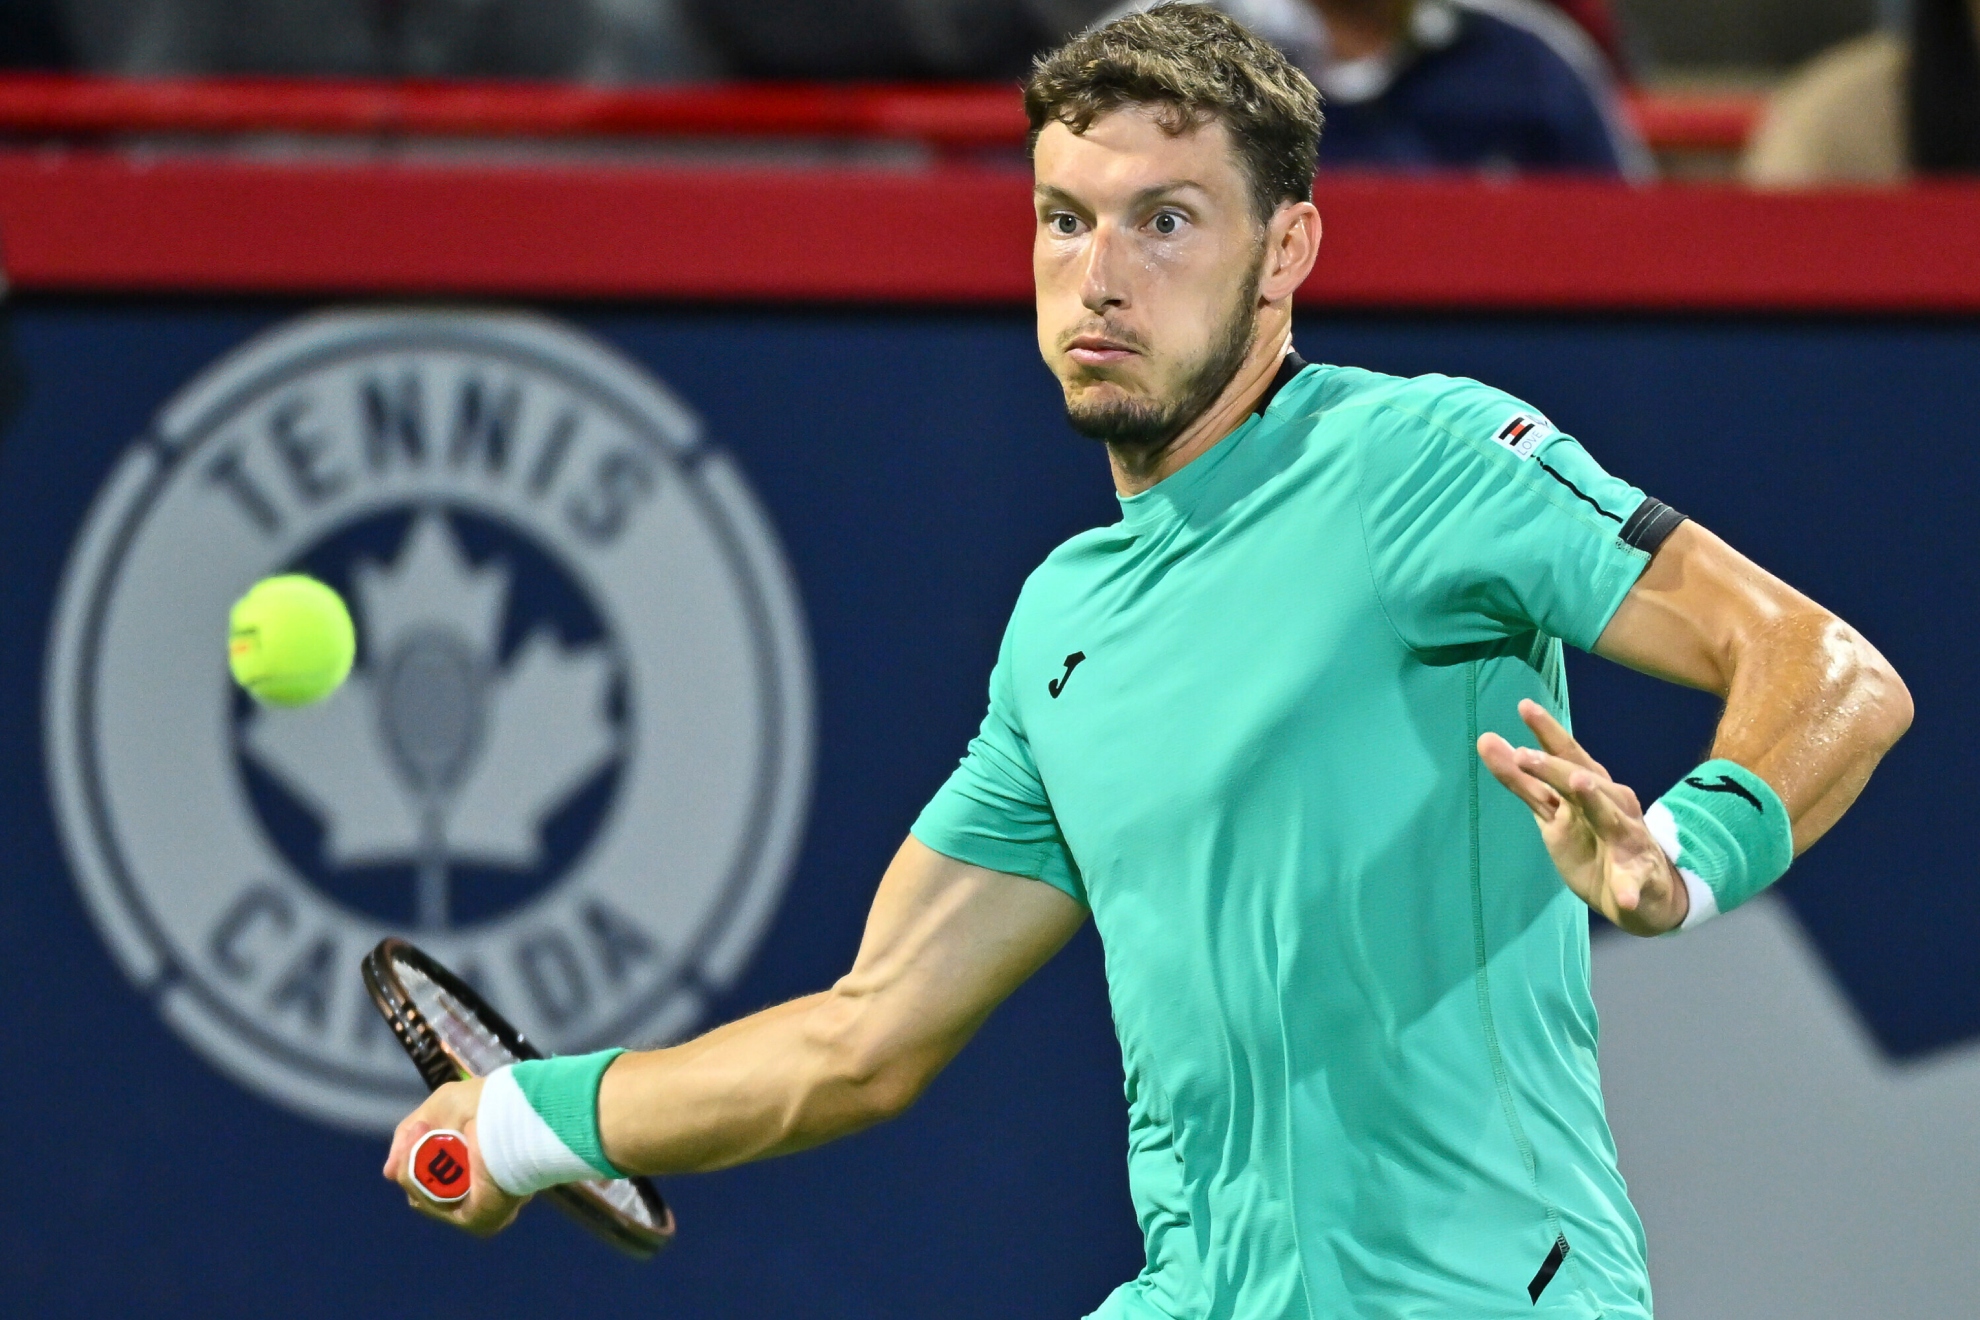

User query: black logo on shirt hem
[1527,1234,1571,1304]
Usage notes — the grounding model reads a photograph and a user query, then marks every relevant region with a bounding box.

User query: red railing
[5,74,1969,312]
[1620,90,1765,153]
[4,150,1976,310]
[0,73,1762,153]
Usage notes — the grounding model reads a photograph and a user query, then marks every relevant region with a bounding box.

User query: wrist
[475,1048,627,1197]
[1644,759,1793,933]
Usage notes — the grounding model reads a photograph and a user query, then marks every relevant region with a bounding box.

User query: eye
[1152,211,1183,236]
[1049,212,1081,236]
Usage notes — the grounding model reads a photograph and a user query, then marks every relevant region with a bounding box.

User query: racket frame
[362,937,675,1259]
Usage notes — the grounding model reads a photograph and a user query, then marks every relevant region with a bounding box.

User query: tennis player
[387,6,1913,1315]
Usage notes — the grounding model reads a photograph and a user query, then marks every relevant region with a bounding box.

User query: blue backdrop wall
[0,302,1971,1318]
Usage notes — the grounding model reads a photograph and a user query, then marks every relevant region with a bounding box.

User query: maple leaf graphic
[242,512,623,927]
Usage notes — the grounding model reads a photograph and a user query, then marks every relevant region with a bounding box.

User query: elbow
[1825,614,1913,753]
[802,988,936,1130]
[851,1061,932,1126]
[1864,654,1914,752]
[834,1046,931,1127]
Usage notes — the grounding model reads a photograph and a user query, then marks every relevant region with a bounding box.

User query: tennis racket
[362,937,676,1259]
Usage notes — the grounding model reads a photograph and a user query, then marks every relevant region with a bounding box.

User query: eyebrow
[1033,179,1214,210]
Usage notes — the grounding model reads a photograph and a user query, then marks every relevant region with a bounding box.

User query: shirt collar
[1117,351,1311,531]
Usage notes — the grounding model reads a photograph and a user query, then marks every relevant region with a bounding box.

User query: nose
[1078,221,1128,315]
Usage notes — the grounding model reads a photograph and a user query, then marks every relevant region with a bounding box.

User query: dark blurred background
[1,0,1975,180]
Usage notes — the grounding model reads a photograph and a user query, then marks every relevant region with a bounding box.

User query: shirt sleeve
[910,627,1086,905]
[1354,378,1685,654]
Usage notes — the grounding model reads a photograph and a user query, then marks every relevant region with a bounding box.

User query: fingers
[1562,773,1642,904]
[396,1126,493,1230]
[458,1118,525,1238]
[387,1082,465,1195]
[1606,841,1689,936]
[384,1116,428,1182]
[1493,704,1687,937]
[1508,746,1638,826]
[393,1124,439,1203]
[1517,700,1608,777]
[386,1079,518,1238]
[1564,769,1634,837]
[1477,732,1562,817]
[1556,773,1688,934]
[405,1186,462,1226]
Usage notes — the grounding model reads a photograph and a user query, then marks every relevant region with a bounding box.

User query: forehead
[1032,108,1247,203]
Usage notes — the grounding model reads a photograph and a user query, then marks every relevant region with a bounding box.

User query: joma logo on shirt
[1048,652,1086,698]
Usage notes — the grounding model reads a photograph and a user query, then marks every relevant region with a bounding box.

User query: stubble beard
[1061,279,1261,458]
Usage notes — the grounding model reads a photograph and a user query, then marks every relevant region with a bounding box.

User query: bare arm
[387,837,1086,1229]
[1478,521,1912,935]
[1590,520,1912,851]
[598,837,1087,1174]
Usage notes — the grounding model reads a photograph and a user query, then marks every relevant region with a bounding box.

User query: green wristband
[1646,759,1793,928]
[511,1048,627,1179]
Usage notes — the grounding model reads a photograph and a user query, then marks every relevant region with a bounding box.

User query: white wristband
[1645,800,1721,933]
[476,1064,604,1197]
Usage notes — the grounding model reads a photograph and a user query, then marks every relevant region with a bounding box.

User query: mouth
[1063,335,1139,368]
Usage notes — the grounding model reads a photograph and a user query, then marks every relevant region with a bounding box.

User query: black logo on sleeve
[1048,652,1086,699]
[1684,774,1765,813]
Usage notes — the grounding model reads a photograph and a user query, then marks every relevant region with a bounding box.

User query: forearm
[579,841,1082,1180]
[595,988,919,1177]
[1597,523,1914,856]
[1517,523,1912,939]
[1710,611,1912,852]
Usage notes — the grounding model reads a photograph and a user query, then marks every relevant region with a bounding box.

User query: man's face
[1033,109,1268,451]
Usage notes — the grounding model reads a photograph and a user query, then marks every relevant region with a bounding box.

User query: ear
[1258,200,1322,304]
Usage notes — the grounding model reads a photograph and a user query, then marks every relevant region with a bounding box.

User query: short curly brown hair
[1024,3,1323,222]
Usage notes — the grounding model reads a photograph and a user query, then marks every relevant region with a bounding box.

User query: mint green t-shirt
[913,360,1684,1320]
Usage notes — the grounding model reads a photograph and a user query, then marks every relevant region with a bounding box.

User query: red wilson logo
[412,1130,472,1203]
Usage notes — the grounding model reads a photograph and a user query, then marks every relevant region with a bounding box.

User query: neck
[1107,311,1294,497]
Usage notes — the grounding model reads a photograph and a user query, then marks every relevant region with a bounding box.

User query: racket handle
[409,1128,473,1204]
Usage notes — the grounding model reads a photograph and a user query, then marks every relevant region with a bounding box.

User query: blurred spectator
[1744,0,1980,184]
[683,0,1111,79]
[1105,0,1649,175]
[1549,0,1628,76]
[56,0,725,80]
[1742,31,1907,184]
[1,0,71,66]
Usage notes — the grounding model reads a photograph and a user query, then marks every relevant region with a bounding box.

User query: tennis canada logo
[45,311,814,1132]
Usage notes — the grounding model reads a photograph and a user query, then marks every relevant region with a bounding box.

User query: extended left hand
[383,1076,527,1237]
[1477,699,1689,937]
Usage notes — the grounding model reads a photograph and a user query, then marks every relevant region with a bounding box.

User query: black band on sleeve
[1619,498,1688,554]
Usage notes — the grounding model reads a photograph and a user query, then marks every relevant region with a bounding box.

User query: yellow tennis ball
[227,574,356,708]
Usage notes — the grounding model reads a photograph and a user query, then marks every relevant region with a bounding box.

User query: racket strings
[584,1177,658,1225]
[394,959,521,1077]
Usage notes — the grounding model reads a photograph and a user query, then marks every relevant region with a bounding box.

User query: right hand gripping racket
[363,937,676,1259]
